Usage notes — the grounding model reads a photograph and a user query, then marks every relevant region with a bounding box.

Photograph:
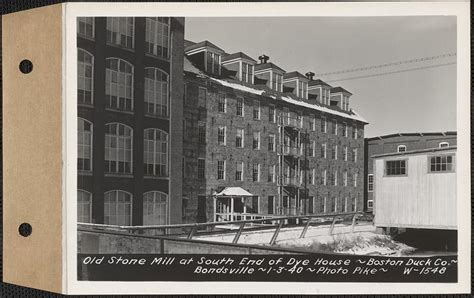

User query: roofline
[366,131,457,141]
[372,146,457,158]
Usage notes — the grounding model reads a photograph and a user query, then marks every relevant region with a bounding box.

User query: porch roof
[215,187,254,197]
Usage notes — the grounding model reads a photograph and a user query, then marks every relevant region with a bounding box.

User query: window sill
[105,108,134,115]
[145,52,170,61]
[144,175,170,180]
[78,103,94,109]
[144,113,169,120]
[105,42,135,52]
[78,34,95,42]
[78,171,93,176]
[104,173,134,178]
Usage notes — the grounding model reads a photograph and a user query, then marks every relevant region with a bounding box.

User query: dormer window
[254,55,285,92]
[206,51,221,75]
[283,72,309,100]
[221,52,256,83]
[298,81,308,99]
[272,73,283,92]
[330,87,352,110]
[241,62,254,84]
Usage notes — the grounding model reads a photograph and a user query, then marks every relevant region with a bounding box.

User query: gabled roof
[184,39,196,49]
[331,86,352,95]
[309,79,332,88]
[222,52,257,63]
[372,146,456,159]
[366,131,457,141]
[283,71,308,80]
[185,40,225,53]
[254,62,285,73]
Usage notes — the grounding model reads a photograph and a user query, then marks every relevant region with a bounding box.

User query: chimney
[305,72,315,80]
[258,54,269,64]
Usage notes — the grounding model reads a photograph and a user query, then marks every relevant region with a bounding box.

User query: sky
[185,16,457,138]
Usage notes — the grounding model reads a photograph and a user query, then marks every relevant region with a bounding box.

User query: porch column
[213,196,216,222]
[231,197,235,221]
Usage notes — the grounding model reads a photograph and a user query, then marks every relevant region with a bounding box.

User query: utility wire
[315,53,456,77]
[326,62,456,83]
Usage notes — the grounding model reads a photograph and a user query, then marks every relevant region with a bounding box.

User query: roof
[309,79,332,88]
[184,39,196,49]
[372,146,456,159]
[215,187,254,197]
[254,62,285,73]
[222,52,257,63]
[331,86,352,95]
[185,40,225,53]
[366,131,457,141]
[283,71,308,80]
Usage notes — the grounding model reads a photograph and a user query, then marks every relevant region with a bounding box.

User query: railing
[78,211,370,246]
[281,145,301,156]
[278,175,301,187]
[278,116,302,129]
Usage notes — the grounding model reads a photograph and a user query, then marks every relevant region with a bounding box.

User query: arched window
[77,190,92,223]
[145,17,170,58]
[106,17,134,49]
[78,118,93,171]
[105,58,133,111]
[397,145,406,153]
[104,190,132,225]
[77,49,93,104]
[144,68,169,117]
[105,123,133,173]
[143,191,168,225]
[144,128,168,177]
[439,142,449,148]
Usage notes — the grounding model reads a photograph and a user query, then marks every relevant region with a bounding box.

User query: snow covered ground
[195,223,415,256]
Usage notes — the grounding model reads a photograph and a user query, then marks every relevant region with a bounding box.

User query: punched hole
[19,59,33,74]
[18,223,32,237]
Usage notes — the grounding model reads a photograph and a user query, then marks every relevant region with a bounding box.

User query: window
[252,164,260,182]
[77,190,92,223]
[334,171,338,186]
[268,134,275,152]
[309,169,315,184]
[253,131,260,150]
[321,117,327,133]
[241,62,254,83]
[105,58,133,111]
[145,17,170,58]
[144,128,168,177]
[367,200,374,209]
[298,81,307,99]
[143,191,168,225]
[198,122,206,144]
[330,197,336,213]
[105,123,132,174]
[397,145,406,153]
[353,173,358,187]
[217,160,226,180]
[309,115,316,131]
[332,145,337,160]
[308,141,314,157]
[236,128,244,148]
[429,155,454,172]
[269,105,276,123]
[217,93,226,113]
[272,73,283,92]
[218,126,226,145]
[308,196,314,214]
[144,68,168,117]
[331,120,338,135]
[321,143,327,158]
[342,123,348,137]
[77,17,94,38]
[321,169,327,185]
[343,171,348,187]
[253,100,260,120]
[268,165,275,183]
[352,126,358,139]
[78,118,93,171]
[268,196,275,214]
[198,87,207,107]
[351,197,357,212]
[206,51,221,74]
[352,148,358,162]
[386,160,407,176]
[236,97,244,116]
[321,197,327,213]
[106,17,134,48]
[439,142,450,148]
[77,49,94,105]
[235,162,244,181]
[344,146,348,161]
[104,190,132,225]
[368,174,374,191]
[197,158,205,179]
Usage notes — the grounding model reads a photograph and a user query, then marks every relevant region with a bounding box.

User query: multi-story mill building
[182,40,368,224]
[76,17,184,226]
